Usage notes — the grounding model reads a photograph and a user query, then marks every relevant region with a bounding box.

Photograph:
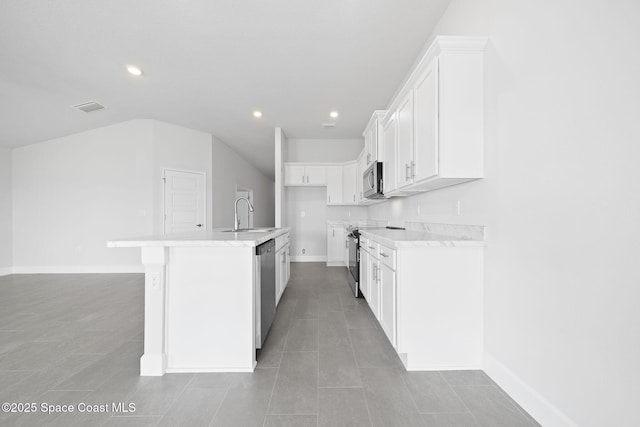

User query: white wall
[11,119,215,272]
[286,138,363,162]
[369,1,640,426]
[0,148,12,272]
[211,136,275,228]
[275,128,287,228]
[12,120,154,271]
[326,206,368,222]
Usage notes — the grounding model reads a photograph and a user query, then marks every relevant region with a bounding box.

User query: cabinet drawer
[366,240,380,259]
[379,244,396,270]
[275,234,288,251]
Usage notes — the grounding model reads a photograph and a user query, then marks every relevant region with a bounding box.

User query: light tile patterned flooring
[0,263,539,426]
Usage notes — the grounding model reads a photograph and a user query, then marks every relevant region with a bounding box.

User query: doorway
[163,169,206,234]
[235,186,254,229]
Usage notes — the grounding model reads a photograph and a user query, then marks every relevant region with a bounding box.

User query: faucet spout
[234,197,255,231]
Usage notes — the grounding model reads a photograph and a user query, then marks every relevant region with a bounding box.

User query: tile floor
[0,263,539,426]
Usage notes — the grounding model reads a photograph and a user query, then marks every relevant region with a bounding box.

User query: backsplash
[371,220,485,240]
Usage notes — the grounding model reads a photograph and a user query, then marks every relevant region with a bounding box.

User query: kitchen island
[108,228,290,376]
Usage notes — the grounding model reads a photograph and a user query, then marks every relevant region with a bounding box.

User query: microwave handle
[368,170,375,189]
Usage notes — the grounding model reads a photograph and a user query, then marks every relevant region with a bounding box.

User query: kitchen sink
[219,228,277,233]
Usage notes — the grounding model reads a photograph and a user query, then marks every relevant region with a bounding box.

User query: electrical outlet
[302,248,306,254]
[417,204,421,216]
[301,211,306,217]
[454,200,461,216]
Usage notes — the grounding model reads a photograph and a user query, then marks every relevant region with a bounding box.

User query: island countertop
[107,227,290,248]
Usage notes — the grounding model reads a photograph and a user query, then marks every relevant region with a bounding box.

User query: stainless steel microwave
[363,161,384,199]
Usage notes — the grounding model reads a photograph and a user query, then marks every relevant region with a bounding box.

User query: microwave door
[367,170,375,191]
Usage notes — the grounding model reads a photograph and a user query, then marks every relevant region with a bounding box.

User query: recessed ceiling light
[127,65,144,76]
[253,111,263,118]
[330,111,339,118]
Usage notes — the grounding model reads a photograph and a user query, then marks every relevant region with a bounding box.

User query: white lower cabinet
[368,254,380,320]
[275,233,291,306]
[360,232,483,370]
[379,258,396,348]
[359,246,369,300]
[326,225,345,266]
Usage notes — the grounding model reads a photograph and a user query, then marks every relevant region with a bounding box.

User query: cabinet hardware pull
[380,252,388,258]
[302,175,305,183]
[345,240,348,248]
[411,161,415,178]
[373,266,377,281]
[405,164,411,181]
[369,246,375,250]
[333,229,335,237]
[306,175,309,183]
[328,195,331,203]
[353,195,355,202]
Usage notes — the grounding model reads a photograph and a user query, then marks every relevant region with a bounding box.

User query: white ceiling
[0,0,450,178]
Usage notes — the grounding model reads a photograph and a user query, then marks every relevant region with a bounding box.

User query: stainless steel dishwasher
[256,239,276,347]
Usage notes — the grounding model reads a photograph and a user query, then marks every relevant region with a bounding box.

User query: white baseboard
[483,352,577,427]
[11,265,145,274]
[0,267,13,276]
[326,261,347,267]
[290,256,327,262]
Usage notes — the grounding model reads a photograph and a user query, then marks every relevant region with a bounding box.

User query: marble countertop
[108,228,290,248]
[360,228,485,248]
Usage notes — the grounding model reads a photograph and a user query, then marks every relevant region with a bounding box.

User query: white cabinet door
[364,126,376,166]
[284,244,290,288]
[396,90,414,190]
[360,249,369,300]
[275,247,284,306]
[342,163,357,205]
[284,165,306,186]
[357,153,367,203]
[343,233,349,267]
[368,258,380,319]
[326,166,343,205]
[383,114,398,194]
[305,165,326,186]
[327,226,345,264]
[413,56,439,182]
[380,262,396,347]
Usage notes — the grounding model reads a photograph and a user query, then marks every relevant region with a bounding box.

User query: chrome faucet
[234,197,255,231]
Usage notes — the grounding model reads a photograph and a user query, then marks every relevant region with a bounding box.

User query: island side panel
[165,245,256,372]
[140,246,169,376]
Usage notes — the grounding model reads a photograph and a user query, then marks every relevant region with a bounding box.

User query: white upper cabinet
[342,162,357,205]
[284,163,326,186]
[382,36,487,196]
[356,150,366,203]
[382,113,398,194]
[326,166,343,205]
[396,90,414,191]
[362,111,386,167]
[413,57,439,182]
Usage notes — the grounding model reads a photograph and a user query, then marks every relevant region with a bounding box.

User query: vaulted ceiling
[0,0,450,178]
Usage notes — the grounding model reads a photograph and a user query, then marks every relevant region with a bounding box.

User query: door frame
[162,168,207,234]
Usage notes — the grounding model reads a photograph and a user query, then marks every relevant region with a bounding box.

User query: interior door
[164,169,206,234]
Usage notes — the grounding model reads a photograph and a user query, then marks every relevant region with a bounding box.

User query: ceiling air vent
[322,123,336,128]
[73,101,105,113]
